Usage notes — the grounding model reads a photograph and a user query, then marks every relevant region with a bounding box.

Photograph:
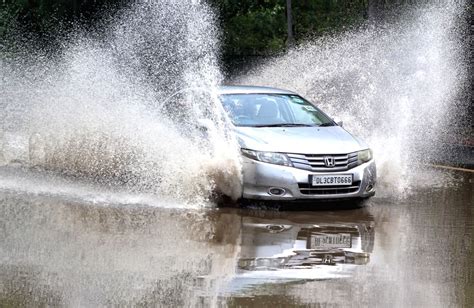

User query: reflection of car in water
[239,224,372,271]
[229,209,375,290]
[238,211,375,278]
[218,86,376,204]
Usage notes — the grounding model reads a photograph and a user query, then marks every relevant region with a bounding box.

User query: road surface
[0,166,472,307]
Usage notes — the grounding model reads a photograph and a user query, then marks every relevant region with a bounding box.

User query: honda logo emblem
[324,156,335,167]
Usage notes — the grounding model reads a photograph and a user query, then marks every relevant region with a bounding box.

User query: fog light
[268,187,286,196]
[366,184,374,192]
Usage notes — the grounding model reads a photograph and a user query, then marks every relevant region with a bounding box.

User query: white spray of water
[0,0,242,205]
[235,3,467,197]
[1,2,467,203]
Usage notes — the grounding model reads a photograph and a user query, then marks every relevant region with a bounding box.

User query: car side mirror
[333,118,343,127]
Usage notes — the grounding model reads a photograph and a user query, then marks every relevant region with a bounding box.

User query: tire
[353,197,371,208]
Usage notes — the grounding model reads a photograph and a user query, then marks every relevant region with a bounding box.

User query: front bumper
[241,156,376,201]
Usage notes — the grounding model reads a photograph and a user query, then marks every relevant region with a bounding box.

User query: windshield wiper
[318,122,335,127]
[252,123,316,128]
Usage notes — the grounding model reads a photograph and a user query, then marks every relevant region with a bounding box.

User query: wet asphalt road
[0,167,473,307]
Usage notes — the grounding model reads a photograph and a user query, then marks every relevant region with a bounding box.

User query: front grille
[288,152,358,172]
[298,181,361,195]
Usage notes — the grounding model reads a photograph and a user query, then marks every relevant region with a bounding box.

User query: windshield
[220,93,334,127]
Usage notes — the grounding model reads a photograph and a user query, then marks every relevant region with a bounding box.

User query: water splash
[1,1,468,203]
[235,3,468,197]
[0,0,242,204]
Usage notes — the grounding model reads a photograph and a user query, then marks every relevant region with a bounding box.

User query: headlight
[241,149,292,167]
[358,149,373,164]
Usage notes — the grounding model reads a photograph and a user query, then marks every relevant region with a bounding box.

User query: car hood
[234,126,367,154]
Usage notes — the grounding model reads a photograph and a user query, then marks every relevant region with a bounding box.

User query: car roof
[218,85,297,95]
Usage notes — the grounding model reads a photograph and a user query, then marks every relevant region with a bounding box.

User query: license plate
[311,174,353,186]
[311,233,352,249]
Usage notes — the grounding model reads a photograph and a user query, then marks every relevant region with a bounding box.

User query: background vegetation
[1,0,375,59]
[211,0,368,57]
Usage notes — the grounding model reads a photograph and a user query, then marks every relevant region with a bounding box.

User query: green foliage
[0,1,24,37]
[293,0,366,38]
[1,0,368,57]
[225,5,286,55]
[0,0,125,54]
[212,0,367,57]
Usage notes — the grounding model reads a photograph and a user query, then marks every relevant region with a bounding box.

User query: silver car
[219,86,376,203]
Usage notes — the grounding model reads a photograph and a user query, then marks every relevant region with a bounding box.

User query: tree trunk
[286,0,295,48]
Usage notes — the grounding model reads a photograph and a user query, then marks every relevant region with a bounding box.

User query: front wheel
[354,197,372,208]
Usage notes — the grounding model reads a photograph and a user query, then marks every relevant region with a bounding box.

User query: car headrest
[257,101,279,119]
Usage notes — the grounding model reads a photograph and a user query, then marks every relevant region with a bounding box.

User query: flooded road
[1,0,470,305]
[0,167,472,307]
